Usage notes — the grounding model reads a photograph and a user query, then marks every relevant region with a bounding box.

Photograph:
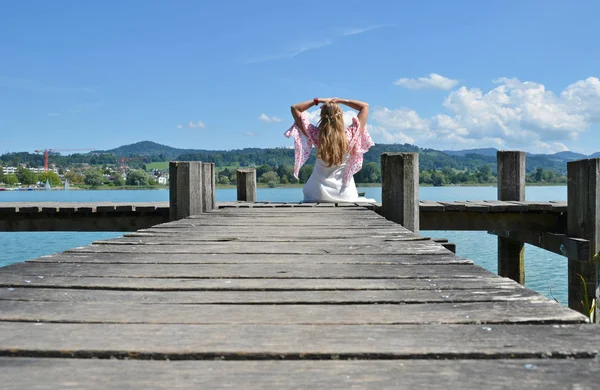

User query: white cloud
[259,113,282,123]
[47,112,60,117]
[370,76,600,153]
[245,132,257,137]
[394,73,459,90]
[177,121,206,129]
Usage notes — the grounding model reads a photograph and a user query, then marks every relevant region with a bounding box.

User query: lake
[0,186,569,304]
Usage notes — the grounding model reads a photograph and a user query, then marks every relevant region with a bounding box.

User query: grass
[145,162,170,170]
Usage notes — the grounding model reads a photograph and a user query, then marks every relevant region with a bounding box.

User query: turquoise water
[0,186,569,304]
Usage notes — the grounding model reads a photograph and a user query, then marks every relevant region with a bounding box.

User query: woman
[285,97,375,202]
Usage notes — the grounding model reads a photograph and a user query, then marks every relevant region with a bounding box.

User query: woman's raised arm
[290,98,320,135]
[334,98,369,132]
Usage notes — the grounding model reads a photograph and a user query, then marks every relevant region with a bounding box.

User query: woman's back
[286,98,375,203]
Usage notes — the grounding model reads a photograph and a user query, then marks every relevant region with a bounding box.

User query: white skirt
[302,157,376,203]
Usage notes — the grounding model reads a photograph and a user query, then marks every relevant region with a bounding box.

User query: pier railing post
[202,162,216,211]
[169,161,203,221]
[236,168,257,202]
[567,158,599,316]
[381,152,419,233]
[497,151,526,285]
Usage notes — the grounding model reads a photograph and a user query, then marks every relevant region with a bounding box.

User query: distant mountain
[101,141,204,160]
[442,148,498,157]
[3,140,596,175]
[551,151,588,161]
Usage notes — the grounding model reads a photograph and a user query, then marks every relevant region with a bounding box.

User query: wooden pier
[0,204,599,388]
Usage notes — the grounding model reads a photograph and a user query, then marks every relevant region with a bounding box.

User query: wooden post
[236,168,257,202]
[567,158,599,316]
[497,151,526,285]
[381,152,419,233]
[169,161,203,221]
[202,162,216,211]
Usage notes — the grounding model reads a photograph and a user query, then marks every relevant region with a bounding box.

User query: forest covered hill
[1,140,597,175]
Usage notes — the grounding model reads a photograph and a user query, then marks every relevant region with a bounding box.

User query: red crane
[34,148,96,171]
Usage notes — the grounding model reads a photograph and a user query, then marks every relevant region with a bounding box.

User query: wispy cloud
[245,132,257,137]
[245,40,333,64]
[177,120,206,129]
[394,73,459,90]
[341,24,388,37]
[47,112,60,117]
[244,24,387,64]
[0,77,97,95]
[259,113,282,123]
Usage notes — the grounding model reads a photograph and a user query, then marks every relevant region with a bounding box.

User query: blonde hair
[317,102,347,166]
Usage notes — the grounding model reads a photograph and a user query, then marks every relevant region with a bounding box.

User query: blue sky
[1,0,599,155]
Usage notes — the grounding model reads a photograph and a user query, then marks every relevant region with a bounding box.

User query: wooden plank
[0,287,546,304]
[100,235,424,245]
[461,202,491,212]
[420,211,566,232]
[418,201,445,212]
[26,253,474,265]
[65,242,451,255]
[482,200,529,212]
[0,358,598,390]
[0,323,596,357]
[437,202,467,211]
[0,300,586,324]
[0,275,517,291]
[0,263,491,279]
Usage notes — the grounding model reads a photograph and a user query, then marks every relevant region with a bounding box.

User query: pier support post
[381,152,419,233]
[169,161,203,221]
[497,151,526,285]
[567,158,599,317]
[202,162,216,211]
[236,168,257,202]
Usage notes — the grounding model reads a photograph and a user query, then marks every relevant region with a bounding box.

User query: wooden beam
[420,211,566,232]
[381,152,419,233]
[169,161,203,221]
[567,158,600,317]
[202,162,216,212]
[497,151,526,285]
[489,230,589,261]
[237,169,257,202]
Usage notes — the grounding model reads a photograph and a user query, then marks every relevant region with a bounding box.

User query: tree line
[0,166,158,188]
[213,163,566,187]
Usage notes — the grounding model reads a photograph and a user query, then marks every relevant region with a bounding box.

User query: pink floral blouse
[284,112,375,184]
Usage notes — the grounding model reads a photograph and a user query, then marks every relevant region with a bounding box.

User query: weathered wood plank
[0,358,598,390]
[0,323,596,357]
[420,211,566,232]
[0,263,490,279]
[0,276,514,290]
[0,301,585,324]
[26,253,474,265]
[65,242,451,255]
[100,235,425,245]
[0,287,546,304]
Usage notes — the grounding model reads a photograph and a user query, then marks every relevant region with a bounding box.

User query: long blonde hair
[317,102,347,166]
